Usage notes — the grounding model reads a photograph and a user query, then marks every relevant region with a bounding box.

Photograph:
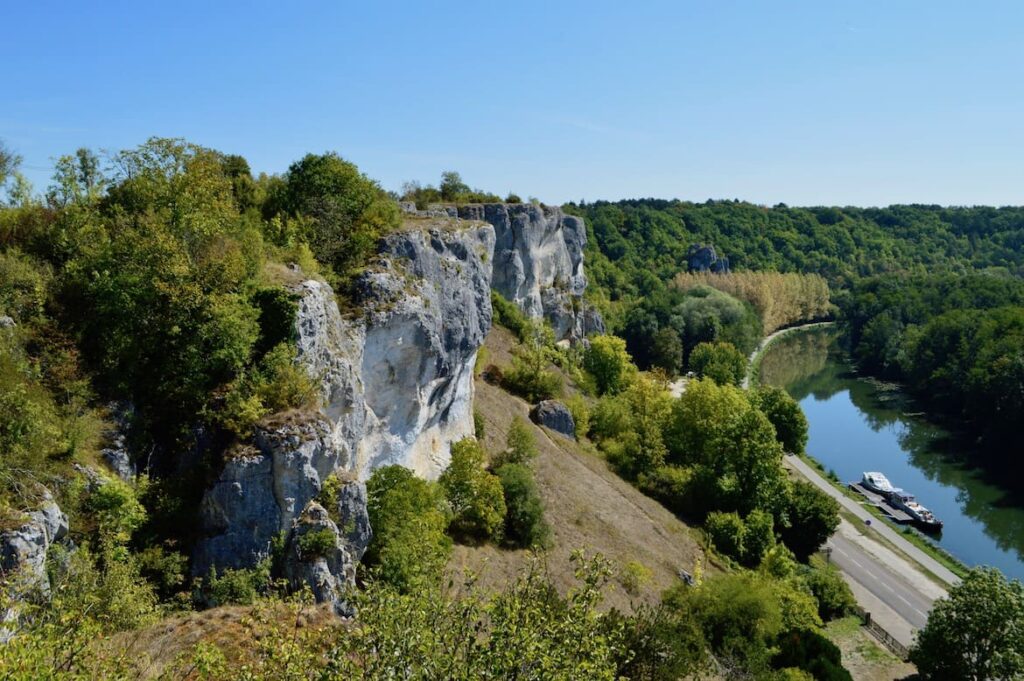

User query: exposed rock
[0,315,15,329]
[101,402,135,481]
[335,478,372,553]
[292,222,496,480]
[583,306,607,336]
[529,400,576,439]
[193,415,341,576]
[1,490,68,599]
[458,203,601,341]
[282,502,360,616]
[687,244,730,274]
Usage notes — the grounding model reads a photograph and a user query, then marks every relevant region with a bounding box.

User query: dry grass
[107,603,340,679]
[450,327,710,612]
[825,616,916,681]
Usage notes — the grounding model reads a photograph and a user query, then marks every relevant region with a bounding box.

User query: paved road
[828,530,935,632]
[786,454,960,586]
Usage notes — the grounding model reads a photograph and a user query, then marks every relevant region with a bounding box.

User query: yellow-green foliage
[565,393,591,439]
[494,415,537,467]
[674,270,831,334]
[219,343,318,437]
[619,560,653,596]
[440,439,506,543]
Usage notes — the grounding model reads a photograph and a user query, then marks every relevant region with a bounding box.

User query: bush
[638,465,697,516]
[688,341,747,386]
[773,628,852,681]
[753,385,809,454]
[366,465,452,591]
[495,415,537,466]
[565,393,591,439]
[495,463,550,548]
[803,560,855,621]
[297,527,338,559]
[706,511,746,562]
[619,560,653,596]
[491,290,530,341]
[503,352,562,403]
[473,408,486,439]
[440,439,507,543]
[584,335,636,395]
[781,481,840,561]
[742,509,776,567]
[201,563,270,607]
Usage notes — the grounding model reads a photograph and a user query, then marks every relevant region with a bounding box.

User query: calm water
[760,328,1024,581]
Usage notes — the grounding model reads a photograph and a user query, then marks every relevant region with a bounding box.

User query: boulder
[687,244,730,274]
[530,400,576,439]
[100,402,135,481]
[0,315,15,329]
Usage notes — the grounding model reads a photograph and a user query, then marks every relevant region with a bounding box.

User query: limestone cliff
[402,203,604,340]
[194,221,495,583]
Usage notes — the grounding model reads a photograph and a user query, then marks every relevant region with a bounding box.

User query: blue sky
[3,1,1023,206]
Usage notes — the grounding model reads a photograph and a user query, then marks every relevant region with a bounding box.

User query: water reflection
[761,328,1024,580]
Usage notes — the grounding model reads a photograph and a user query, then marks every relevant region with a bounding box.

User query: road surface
[828,527,936,634]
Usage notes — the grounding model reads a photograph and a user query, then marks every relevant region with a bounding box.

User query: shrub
[803,560,855,621]
[742,509,776,568]
[473,408,486,439]
[440,439,507,543]
[638,465,697,516]
[773,628,852,681]
[495,463,550,548]
[565,393,591,439]
[366,465,452,591]
[781,481,840,561]
[491,290,530,341]
[584,335,636,395]
[688,341,747,386]
[201,563,270,607]
[619,560,653,596]
[503,353,562,403]
[705,511,746,562]
[495,415,537,466]
[297,527,338,559]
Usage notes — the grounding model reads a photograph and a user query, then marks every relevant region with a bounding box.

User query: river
[759,327,1024,581]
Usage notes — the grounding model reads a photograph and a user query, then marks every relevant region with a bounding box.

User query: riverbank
[743,320,836,389]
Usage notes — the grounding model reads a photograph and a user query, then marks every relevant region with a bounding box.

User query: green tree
[584,334,636,395]
[495,463,551,548]
[497,415,538,466]
[502,322,562,402]
[440,439,507,543]
[753,385,809,454]
[911,567,1024,681]
[689,341,746,386]
[0,138,20,186]
[365,465,452,591]
[780,481,840,561]
[439,170,470,201]
[274,151,400,281]
[650,327,684,375]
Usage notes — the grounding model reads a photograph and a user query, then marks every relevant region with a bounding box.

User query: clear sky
[3,1,1023,206]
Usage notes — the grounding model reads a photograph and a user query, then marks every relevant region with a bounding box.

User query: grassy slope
[449,327,710,612]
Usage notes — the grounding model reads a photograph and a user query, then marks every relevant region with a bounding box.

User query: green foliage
[473,408,486,439]
[911,566,1024,681]
[608,603,710,680]
[400,170,503,207]
[705,510,775,567]
[366,465,452,591]
[753,385,809,454]
[200,563,271,607]
[618,560,653,596]
[650,327,684,375]
[270,151,400,283]
[565,393,591,440]
[688,341,747,386]
[495,463,551,549]
[666,378,788,517]
[780,480,840,561]
[502,322,563,403]
[773,628,852,681]
[137,544,189,601]
[495,415,537,466]
[583,334,636,395]
[743,509,777,567]
[803,559,855,621]
[86,478,147,547]
[440,439,506,543]
[297,527,338,559]
[219,342,318,437]
[490,290,530,341]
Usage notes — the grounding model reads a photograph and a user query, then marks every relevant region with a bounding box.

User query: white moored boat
[861,471,895,496]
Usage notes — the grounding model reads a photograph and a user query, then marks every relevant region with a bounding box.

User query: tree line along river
[759,327,1024,581]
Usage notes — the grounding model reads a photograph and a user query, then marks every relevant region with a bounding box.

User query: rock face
[456,204,598,341]
[195,222,494,587]
[687,244,730,274]
[1,490,68,599]
[282,501,365,615]
[529,400,576,439]
[101,402,135,481]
